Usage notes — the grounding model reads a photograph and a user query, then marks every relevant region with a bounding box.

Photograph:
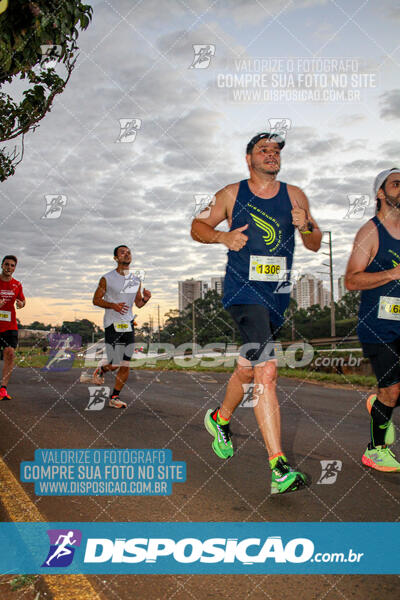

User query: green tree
[0,0,92,181]
[159,291,240,347]
[61,318,95,345]
[337,291,360,319]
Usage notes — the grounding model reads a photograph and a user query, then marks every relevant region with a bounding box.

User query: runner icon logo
[316,460,342,484]
[189,45,215,69]
[274,269,299,295]
[193,194,216,218]
[121,272,142,293]
[42,334,81,372]
[40,44,62,59]
[240,383,264,408]
[42,195,67,219]
[344,195,370,220]
[268,118,292,141]
[116,119,141,143]
[86,387,110,411]
[42,529,82,567]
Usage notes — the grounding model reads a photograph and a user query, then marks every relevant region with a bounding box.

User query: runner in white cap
[345,168,400,471]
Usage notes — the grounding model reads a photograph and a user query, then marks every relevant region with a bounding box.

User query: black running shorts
[0,329,18,349]
[227,304,279,365]
[104,321,135,365]
[361,337,400,389]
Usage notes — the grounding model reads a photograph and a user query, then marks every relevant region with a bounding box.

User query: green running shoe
[362,444,400,472]
[367,394,395,445]
[271,458,307,494]
[204,408,233,459]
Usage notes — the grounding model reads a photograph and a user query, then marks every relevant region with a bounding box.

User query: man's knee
[380,383,400,407]
[235,364,254,384]
[3,346,15,359]
[255,360,278,387]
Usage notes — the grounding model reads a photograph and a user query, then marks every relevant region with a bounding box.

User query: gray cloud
[380,90,400,120]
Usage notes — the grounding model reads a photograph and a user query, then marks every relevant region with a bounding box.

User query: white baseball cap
[374,168,400,197]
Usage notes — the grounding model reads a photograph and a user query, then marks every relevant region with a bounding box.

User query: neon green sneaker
[362,444,400,472]
[204,408,233,459]
[367,394,395,445]
[271,458,307,494]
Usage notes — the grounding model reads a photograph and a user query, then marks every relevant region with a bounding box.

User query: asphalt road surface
[0,367,399,600]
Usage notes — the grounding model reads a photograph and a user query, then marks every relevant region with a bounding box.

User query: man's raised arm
[345,221,400,290]
[191,184,248,252]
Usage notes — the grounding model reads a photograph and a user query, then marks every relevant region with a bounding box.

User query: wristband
[299,221,314,235]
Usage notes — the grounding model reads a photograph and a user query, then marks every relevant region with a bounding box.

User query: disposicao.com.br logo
[82,536,363,565]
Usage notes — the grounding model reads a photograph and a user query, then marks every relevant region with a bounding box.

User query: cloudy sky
[1,0,399,327]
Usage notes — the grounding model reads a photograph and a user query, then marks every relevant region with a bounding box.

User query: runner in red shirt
[0,255,26,400]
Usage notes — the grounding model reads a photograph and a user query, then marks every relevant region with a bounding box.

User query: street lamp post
[318,230,336,347]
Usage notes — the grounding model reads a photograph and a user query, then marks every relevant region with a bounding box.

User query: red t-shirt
[0,277,25,332]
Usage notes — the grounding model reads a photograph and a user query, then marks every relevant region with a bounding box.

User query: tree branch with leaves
[0,0,92,181]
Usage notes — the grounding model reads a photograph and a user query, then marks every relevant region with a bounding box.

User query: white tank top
[103,269,140,329]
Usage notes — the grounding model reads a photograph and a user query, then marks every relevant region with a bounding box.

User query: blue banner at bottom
[0,522,398,574]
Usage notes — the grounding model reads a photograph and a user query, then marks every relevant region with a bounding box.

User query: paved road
[0,367,399,599]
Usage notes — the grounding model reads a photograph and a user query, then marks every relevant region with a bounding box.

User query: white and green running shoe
[270,458,307,494]
[204,408,233,459]
[366,394,395,445]
[362,444,400,472]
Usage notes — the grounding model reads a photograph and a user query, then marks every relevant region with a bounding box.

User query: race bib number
[378,296,400,321]
[0,310,11,321]
[249,255,286,281]
[113,322,132,332]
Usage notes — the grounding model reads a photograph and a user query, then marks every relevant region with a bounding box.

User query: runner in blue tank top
[191,132,322,494]
[346,168,400,472]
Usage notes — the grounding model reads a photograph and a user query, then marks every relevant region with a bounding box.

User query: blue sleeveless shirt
[358,216,400,343]
[222,179,295,327]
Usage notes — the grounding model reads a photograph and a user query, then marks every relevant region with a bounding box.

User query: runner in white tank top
[92,245,151,408]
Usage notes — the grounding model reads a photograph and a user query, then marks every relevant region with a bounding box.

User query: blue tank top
[222,179,295,327]
[358,216,400,343]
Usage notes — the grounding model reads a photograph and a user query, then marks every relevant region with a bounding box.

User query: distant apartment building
[292,274,330,309]
[211,276,224,296]
[178,279,204,312]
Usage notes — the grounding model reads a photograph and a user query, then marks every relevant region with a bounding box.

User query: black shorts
[228,304,279,365]
[104,321,135,365]
[361,337,400,388]
[0,330,18,350]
